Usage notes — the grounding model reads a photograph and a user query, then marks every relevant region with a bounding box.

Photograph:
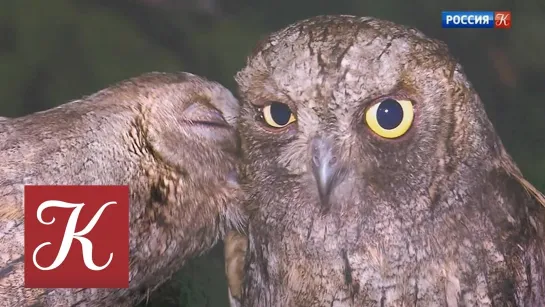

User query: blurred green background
[1,0,543,306]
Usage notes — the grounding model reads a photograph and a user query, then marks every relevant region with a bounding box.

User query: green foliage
[0,0,184,116]
[139,245,229,307]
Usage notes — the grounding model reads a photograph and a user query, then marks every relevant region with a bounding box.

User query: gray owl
[231,15,545,307]
[0,72,244,306]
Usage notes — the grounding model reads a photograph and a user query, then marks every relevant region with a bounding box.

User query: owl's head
[236,15,502,219]
[129,72,240,183]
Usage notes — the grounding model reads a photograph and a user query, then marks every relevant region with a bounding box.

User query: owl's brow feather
[448,59,457,82]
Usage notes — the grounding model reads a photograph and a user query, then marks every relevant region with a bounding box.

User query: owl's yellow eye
[365,98,414,139]
[262,102,296,128]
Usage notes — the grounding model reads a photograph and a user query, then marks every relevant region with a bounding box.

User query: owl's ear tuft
[499,149,545,208]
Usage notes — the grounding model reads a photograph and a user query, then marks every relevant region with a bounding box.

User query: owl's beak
[311,138,341,211]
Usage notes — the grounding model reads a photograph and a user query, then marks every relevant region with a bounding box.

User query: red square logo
[494,11,511,29]
[24,185,129,288]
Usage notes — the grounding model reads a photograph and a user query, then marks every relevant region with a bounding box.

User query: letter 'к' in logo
[494,11,511,29]
[24,185,129,288]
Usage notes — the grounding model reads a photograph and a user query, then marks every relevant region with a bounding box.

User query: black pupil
[376,99,403,130]
[270,102,292,126]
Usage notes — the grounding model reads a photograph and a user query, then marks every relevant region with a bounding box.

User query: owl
[232,15,545,306]
[0,72,244,306]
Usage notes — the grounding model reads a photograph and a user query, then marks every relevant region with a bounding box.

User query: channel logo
[442,11,511,29]
[24,185,130,288]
